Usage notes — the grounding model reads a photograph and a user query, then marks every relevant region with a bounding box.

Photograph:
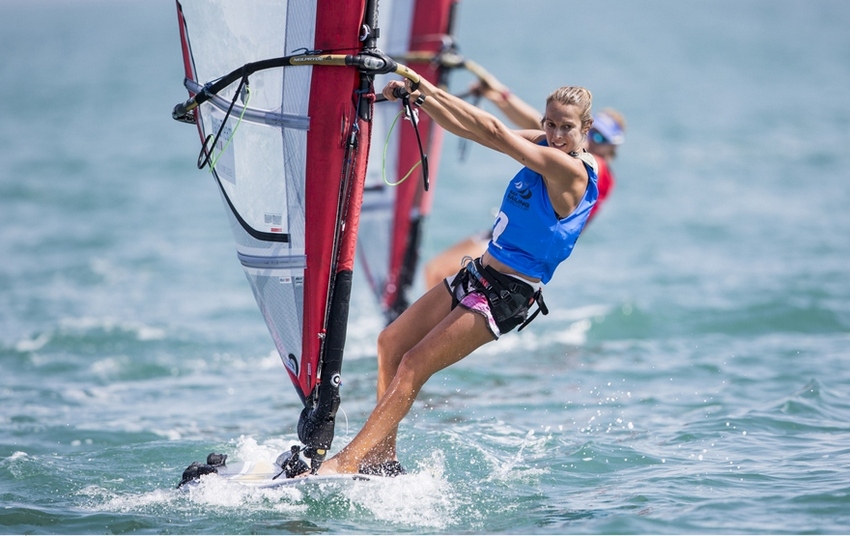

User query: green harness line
[207,84,251,173]
[381,108,423,187]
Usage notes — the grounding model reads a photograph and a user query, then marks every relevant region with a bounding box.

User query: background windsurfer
[423,70,627,289]
[306,73,598,477]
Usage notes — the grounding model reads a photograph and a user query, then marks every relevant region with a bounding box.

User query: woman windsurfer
[423,71,626,290]
[313,73,598,476]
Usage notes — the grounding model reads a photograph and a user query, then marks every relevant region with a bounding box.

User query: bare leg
[360,283,454,467]
[319,287,495,474]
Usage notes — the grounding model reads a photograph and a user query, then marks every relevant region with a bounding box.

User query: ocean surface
[2,0,850,534]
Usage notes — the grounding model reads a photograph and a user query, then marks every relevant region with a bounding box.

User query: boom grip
[393,64,421,91]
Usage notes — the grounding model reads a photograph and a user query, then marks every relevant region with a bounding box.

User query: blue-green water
[2,0,850,533]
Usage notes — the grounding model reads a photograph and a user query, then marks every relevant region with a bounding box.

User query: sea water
[2,0,849,533]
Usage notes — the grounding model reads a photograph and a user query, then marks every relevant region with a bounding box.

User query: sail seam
[237,253,305,269]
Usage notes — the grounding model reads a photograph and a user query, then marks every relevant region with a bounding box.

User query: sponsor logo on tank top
[507,181,531,209]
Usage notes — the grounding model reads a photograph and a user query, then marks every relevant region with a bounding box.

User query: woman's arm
[386,79,584,189]
[406,86,497,149]
[491,92,543,130]
[384,79,539,157]
[471,79,542,130]
[383,77,588,214]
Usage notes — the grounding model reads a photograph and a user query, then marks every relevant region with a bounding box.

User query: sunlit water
[2,0,850,533]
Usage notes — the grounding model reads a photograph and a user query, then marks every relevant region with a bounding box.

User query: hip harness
[450,257,549,334]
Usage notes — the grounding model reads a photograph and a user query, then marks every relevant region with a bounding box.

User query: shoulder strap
[574,150,598,175]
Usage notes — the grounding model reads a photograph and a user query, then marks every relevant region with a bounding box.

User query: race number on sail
[172,0,418,474]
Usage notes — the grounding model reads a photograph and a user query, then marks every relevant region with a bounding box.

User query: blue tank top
[486,149,598,284]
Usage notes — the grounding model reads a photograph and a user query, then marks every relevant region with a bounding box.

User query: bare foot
[315,455,359,475]
[290,456,345,478]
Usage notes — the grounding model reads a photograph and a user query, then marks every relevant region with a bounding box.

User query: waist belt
[462,258,549,333]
